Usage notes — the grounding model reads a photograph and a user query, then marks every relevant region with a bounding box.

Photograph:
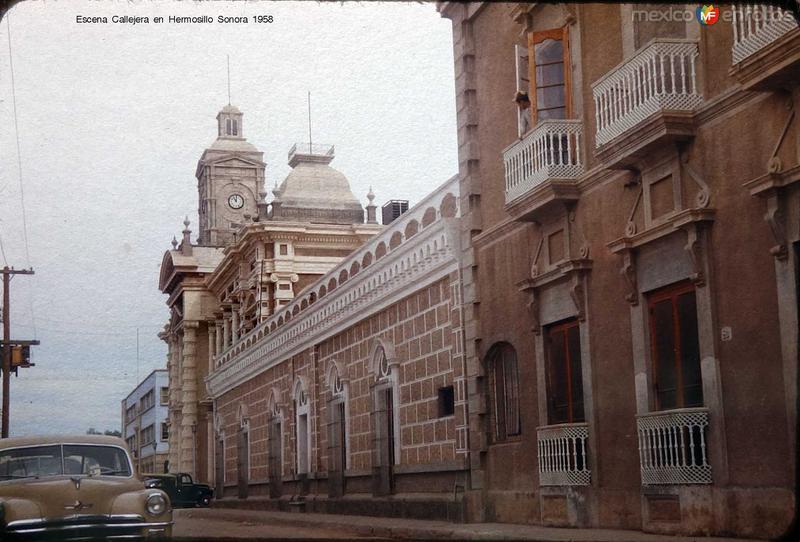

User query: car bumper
[2,514,173,540]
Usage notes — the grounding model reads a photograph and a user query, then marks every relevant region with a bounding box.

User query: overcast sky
[0,0,457,436]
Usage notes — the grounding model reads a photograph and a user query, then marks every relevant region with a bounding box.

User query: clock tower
[195,104,266,246]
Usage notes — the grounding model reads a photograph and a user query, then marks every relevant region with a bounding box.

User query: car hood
[0,475,143,519]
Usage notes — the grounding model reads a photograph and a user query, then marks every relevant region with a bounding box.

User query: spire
[227,55,231,106]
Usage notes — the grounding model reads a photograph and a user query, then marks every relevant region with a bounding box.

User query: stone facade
[436,2,798,538]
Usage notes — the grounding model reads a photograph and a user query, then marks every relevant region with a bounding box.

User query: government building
[157,3,799,537]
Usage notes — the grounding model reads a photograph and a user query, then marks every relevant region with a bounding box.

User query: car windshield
[0,445,132,480]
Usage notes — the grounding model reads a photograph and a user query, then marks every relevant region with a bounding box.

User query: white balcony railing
[537,422,590,486]
[636,407,712,485]
[592,39,702,147]
[503,119,584,205]
[732,4,798,64]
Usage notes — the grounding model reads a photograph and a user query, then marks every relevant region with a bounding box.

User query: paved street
[173,508,381,540]
[173,507,761,542]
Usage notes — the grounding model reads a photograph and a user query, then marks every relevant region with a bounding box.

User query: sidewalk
[186,503,763,541]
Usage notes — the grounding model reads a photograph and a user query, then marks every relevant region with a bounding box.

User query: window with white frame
[294,380,311,475]
[159,387,169,406]
[328,363,349,472]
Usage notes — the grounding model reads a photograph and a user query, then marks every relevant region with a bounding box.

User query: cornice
[608,208,716,254]
[694,85,764,127]
[472,216,529,249]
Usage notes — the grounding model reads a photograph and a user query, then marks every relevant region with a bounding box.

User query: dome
[271,146,364,225]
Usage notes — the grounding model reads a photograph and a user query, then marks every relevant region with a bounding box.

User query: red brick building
[436,1,798,538]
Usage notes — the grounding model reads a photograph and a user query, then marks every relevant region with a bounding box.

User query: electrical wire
[6,13,37,339]
[0,224,8,267]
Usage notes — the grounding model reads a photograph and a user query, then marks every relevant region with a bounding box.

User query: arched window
[370,341,400,495]
[294,379,311,475]
[327,362,349,496]
[266,390,284,497]
[486,343,521,442]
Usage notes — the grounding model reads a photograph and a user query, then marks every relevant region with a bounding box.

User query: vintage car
[143,473,213,508]
[0,434,172,540]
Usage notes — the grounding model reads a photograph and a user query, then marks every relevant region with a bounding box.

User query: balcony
[503,120,583,220]
[731,5,800,90]
[592,39,702,167]
[636,407,712,485]
[537,422,591,486]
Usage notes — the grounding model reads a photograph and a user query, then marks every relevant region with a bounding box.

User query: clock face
[228,193,244,209]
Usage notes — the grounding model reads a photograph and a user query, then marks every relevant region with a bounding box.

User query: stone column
[208,323,216,373]
[215,322,223,356]
[180,321,199,477]
[223,317,230,350]
[166,333,180,473]
[231,308,240,342]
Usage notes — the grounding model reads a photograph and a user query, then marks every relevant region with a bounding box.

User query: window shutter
[515,44,530,137]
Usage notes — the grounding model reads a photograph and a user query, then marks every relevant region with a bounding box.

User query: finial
[171,236,178,249]
[181,217,193,256]
[365,187,378,225]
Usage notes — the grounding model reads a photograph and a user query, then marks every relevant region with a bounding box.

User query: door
[237,428,249,499]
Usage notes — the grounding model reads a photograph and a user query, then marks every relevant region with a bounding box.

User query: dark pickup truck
[144,472,214,508]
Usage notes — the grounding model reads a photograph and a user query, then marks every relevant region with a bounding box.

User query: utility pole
[2,266,37,438]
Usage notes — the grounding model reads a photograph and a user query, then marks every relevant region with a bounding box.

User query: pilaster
[180,321,200,476]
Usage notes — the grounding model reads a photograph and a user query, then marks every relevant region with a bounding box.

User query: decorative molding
[620,249,638,306]
[518,258,592,330]
[683,224,706,286]
[610,208,715,303]
[765,194,789,260]
[681,150,711,209]
[472,217,529,249]
[768,95,796,175]
[625,187,644,237]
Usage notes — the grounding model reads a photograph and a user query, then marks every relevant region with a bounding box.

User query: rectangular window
[528,27,572,124]
[279,244,288,256]
[545,319,585,424]
[437,386,455,418]
[160,387,169,406]
[161,423,169,441]
[648,282,703,411]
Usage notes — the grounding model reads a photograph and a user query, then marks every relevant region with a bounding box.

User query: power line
[6,14,31,268]
[0,225,8,267]
[6,14,37,340]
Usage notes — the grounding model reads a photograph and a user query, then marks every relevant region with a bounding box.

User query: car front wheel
[200,495,211,507]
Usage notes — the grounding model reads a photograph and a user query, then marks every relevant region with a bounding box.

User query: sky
[0,0,458,436]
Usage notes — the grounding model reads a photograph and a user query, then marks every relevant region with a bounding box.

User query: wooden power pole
[1,266,37,438]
